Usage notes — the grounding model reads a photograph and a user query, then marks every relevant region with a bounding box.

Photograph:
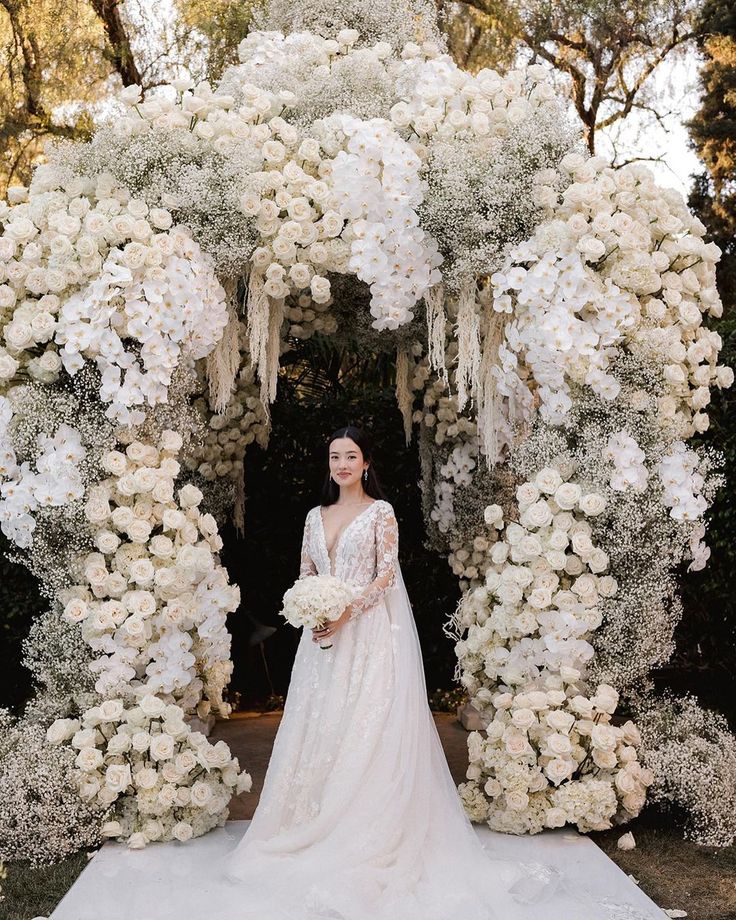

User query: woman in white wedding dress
[222,427,599,920]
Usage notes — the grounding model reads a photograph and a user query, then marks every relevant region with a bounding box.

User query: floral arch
[1,0,734,863]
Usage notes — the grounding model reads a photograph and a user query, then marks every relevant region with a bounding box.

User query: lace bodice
[299,499,399,620]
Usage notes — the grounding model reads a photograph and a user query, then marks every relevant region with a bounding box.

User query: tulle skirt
[219,570,596,920]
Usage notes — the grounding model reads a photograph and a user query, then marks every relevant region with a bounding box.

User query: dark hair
[320,426,387,506]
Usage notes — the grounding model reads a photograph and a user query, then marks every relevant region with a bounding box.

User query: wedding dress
[221,500,637,920]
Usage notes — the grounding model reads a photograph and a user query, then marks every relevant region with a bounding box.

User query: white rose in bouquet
[280,574,355,649]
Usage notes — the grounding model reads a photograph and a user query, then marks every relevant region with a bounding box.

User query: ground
[2,711,733,920]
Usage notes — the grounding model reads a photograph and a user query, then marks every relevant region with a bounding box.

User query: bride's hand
[312,606,353,642]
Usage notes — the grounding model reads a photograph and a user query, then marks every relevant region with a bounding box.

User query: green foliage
[688,0,736,315]
[174,0,258,83]
[680,0,736,714]
[0,851,89,920]
[677,314,736,720]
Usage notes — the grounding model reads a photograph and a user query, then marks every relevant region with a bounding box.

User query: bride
[222,426,588,920]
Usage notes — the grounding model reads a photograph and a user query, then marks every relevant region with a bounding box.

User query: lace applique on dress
[299,500,399,620]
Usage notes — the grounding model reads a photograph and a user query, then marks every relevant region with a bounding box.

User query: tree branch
[90,0,142,86]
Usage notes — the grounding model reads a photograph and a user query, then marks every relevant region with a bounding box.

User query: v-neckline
[318,500,379,575]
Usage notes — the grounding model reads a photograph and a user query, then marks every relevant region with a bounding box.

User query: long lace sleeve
[348,503,399,620]
[299,509,317,579]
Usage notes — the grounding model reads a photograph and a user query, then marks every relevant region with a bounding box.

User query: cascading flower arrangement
[0,0,734,864]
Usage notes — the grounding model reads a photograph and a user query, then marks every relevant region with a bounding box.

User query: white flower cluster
[392,57,557,146]
[636,694,736,847]
[463,681,653,835]
[455,469,613,690]
[604,431,649,493]
[492,243,635,428]
[56,228,228,425]
[0,400,85,548]
[58,431,239,711]
[0,709,104,865]
[432,440,477,534]
[330,114,442,328]
[657,441,708,522]
[281,574,354,643]
[189,359,270,486]
[285,290,339,339]
[225,27,399,128]
[0,171,228,425]
[491,154,733,443]
[413,346,480,542]
[46,695,252,849]
[444,461,652,832]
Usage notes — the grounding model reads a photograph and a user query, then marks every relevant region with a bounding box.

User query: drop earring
[363,469,368,483]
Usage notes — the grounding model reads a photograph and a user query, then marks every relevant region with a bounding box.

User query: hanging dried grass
[454,279,480,412]
[246,270,284,414]
[395,345,413,445]
[206,279,242,414]
[476,307,510,465]
[425,283,447,383]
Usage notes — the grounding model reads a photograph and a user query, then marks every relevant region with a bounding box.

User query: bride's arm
[347,503,399,620]
[299,509,317,578]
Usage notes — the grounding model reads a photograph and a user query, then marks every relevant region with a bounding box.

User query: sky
[595,53,702,198]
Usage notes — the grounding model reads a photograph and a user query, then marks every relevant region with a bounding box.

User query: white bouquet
[281,575,355,649]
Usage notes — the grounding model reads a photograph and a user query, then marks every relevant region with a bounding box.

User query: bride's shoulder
[371,499,395,516]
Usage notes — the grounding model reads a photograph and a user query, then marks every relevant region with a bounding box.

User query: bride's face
[329,437,368,487]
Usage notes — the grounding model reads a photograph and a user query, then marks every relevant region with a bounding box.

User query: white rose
[105,763,132,793]
[63,598,89,623]
[127,519,152,544]
[310,275,331,302]
[483,504,504,527]
[98,699,125,722]
[95,530,120,554]
[160,429,183,453]
[135,767,159,790]
[544,807,568,829]
[106,733,132,755]
[521,500,553,529]
[545,758,573,785]
[510,708,536,730]
[534,467,563,494]
[545,710,575,733]
[516,482,540,507]
[46,718,80,744]
[505,790,530,811]
[546,732,573,756]
[621,720,641,746]
[591,724,618,751]
[564,554,585,576]
[175,750,198,773]
[103,451,128,476]
[554,483,582,510]
[578,492,606,516]
[178,483,202,508]
[149,733,175,761]
[190,780,213,808]
[571,532,594,557]
[131,731,151,752]
[139,694,166,718]
[504,733,529,756]
[172,821,193,842]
